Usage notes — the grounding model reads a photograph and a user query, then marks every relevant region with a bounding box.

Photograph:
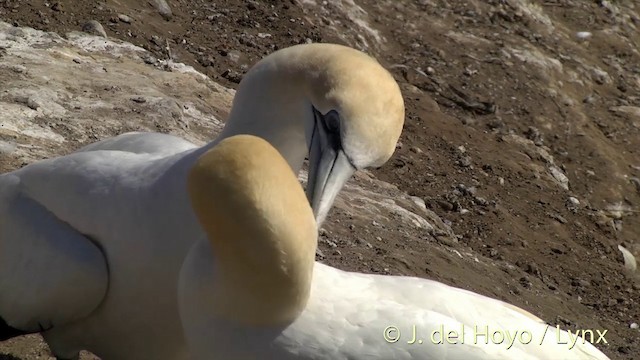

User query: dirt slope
[1,0,639,359]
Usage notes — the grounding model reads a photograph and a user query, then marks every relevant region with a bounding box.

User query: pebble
[630,323,639,329]
[437,200,454,211]
[549,213,567,224]
[118,14,132,24]
[458,156,472,167]
[152,0,173,20]
[0,140,17,155]
[549,166,569,190]
[630,177,640,193]
[591,68,611,85]
[82,20,107,38]
[25,97,40,110]
[142,55,158,65]
[576,31,592,40]
[320,237,337,248]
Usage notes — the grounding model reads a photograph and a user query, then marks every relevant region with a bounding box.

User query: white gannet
[181,134,610,360]
[0,43,404,360]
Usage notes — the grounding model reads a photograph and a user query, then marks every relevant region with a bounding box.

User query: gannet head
[187,135,317,326]
[223,43,405,226]
[297,44,405,224]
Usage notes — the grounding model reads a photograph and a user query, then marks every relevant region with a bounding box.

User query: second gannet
[0,43,404,359]
[180,134,610,360]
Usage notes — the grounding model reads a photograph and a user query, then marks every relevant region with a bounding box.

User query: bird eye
[324,110,340,134]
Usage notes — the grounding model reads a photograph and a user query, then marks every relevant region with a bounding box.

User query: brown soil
[1,0,639,359]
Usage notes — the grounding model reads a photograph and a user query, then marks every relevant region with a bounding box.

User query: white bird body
[180,135,609,360]
[1,146,205,359]
[0,43,405,359]
[182,247,609,360]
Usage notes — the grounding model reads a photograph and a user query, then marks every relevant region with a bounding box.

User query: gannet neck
[215,59,314,175]
[187,135,317,326]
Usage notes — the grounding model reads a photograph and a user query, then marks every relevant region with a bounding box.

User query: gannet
[0,43,404,360]
[181,134,610,360]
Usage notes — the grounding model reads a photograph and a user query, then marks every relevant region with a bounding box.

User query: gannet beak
[306,109,356,226]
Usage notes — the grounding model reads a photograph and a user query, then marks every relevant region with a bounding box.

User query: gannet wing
[0,174,108,335]
[77,131,197,156]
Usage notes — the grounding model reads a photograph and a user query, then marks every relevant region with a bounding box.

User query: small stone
[82,20,107,38]
[437,200,454,211]
[151,0,173,20]
[142,55,158,65]
[130,96,146,103]
[591,68,611,85]
[118,14,132,24]
[576,31,592,40]
[583,94,596,104]
[549,166,569,190]
[410,146,423,154]
[25,97,40,110]
[320,237,337,248]
[519,276,532,288]
[630,323,639,329]
[549,213,567,224]
[630,178,640,193]
[458,156,472,167]
[525,263,540,276]
[0,140,17,155]
[315,248,325,259]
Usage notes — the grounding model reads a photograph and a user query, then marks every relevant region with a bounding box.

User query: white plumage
[180,135,610,360]
[0,43,405,359]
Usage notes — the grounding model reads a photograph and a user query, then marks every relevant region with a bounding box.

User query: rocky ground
[1,0,639,359]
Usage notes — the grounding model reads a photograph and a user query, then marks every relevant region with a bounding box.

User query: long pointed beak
[306,118,356,226]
